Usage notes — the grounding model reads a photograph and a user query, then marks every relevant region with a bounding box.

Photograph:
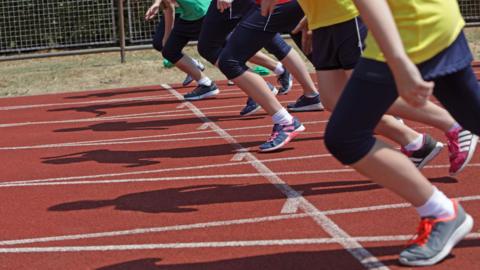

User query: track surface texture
[1,65,480,270]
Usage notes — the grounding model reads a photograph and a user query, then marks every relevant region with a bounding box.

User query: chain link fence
[1,0,479,60]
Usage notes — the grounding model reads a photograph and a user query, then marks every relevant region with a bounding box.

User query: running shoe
[277,69,293,95]
[240,82,278,116]
[182,60,205,86]
[259,117,305,152]
[399,200,473,266]
[183,82,219,101]
[446,127,478,176]
[401,134,444,169]
[287,94,324,112]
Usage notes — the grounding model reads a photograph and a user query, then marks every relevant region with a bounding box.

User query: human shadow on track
[66,88,164,99]
[53,114,266,133]
[50,96,244,117]
[41,137,322,167]
[94,239,479,269]
[48,181,382,213]
[48,100,184,117]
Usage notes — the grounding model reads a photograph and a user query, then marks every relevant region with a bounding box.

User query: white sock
[404,134,424,151]
[305,91,319,98]
[197,77,212,86]
[273,63,285,75]
[416,187,455,219]
[272,108,293,126]
[448,122,461,132]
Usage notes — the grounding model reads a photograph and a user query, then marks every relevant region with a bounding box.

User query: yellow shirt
[363,0,465,64]
[297,0,358,30]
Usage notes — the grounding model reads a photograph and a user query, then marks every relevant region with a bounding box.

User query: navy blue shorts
[198,0,291,64]
[311,17,367,70]
[239,1,304,33]
[162,17,203,64]
[218,1,303,79]
[325,31,480,165]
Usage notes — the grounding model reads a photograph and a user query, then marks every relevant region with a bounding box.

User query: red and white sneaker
[446,127,478,176]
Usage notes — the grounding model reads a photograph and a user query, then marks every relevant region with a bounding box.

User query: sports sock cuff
[274,63,285,75]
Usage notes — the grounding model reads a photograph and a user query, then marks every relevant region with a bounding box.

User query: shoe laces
[407,218,435,247]
[267,124,282,142]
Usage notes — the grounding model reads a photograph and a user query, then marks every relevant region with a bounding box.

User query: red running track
[0,67,479,270]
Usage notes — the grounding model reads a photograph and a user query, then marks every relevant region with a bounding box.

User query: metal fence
[460,0,480,24]
[0,0,117,54]
[1,0,479,60]
[127,0,157,44]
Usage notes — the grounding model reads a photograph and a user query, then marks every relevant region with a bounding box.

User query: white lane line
[0,154,330,185]
[0,130,324,150]
[2,162,479,188]
[0,88,246,111]
[1,233,478,253]
[0,168,356,188]
[162,84,387,270]
[1,195,478,246]
[0,109,247,128]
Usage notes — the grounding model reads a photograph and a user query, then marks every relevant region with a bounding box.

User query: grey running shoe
[287,94,324,112]
[401,134,444,169]
[399,200,473,266]
[183,82,219,101]
[182,60,205,86]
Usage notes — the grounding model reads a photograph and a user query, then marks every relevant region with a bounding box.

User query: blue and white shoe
[287,94,324,112]
[240,82,278,116]
[183,82,219,101]
[277,69,293,95]
[259,117,305,152]
[182,60,205,87]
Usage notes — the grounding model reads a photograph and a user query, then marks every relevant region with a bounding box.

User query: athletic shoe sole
[288,103,325,112]
[399,214,473,266]
[259,124,306,152]
[450,134,479,176]
[183,88,220,101]
[417,142,444,169]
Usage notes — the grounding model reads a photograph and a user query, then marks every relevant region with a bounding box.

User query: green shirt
[176,0,211,21]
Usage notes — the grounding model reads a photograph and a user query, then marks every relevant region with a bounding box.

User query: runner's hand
[217,0,233,13]
[261,0,278,17]
[292,17,312,55]
[145,0,162,21]
[393,59,434,107]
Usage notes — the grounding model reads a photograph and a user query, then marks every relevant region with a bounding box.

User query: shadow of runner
[66,88,164,99]
[94,240,480,269]
[54,114,265,133]
[48,181,380,213]
[41,136,322,167]
[48,100,183,117]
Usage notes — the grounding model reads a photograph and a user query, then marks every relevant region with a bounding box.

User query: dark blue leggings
[152,15,180,52]
[198,0,291,65]
[324,59,480,165]
[218,1,304,79]
[159,17,203,64]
